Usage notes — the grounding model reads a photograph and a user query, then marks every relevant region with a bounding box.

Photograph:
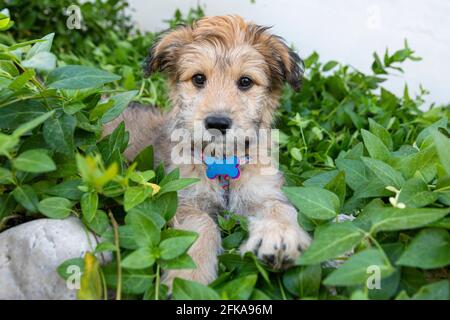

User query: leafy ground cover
[0,2,448,300]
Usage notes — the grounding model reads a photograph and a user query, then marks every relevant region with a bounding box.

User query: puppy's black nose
[204,116,232,135]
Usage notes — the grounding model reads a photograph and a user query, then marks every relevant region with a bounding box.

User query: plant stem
[155,264,160,300]
[277,274,287,300]
[100,269,108,300]
[108,211,122,300]
[366,232,394,269]
[299,122,308,155]
[137,80,146,98]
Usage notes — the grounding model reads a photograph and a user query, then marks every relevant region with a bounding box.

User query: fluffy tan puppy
[104,15,311,287]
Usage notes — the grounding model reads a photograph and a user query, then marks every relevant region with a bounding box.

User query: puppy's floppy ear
[267,36,303,91]
[251,26,304,91]
[281,45,303,91]
[143,25,192,78]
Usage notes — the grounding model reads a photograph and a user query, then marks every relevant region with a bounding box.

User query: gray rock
[0,217,111,300]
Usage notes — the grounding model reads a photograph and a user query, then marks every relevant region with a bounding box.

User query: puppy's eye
[192,74,206,88]
[237,76,253,90]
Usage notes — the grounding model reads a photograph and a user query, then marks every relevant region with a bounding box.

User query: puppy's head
[144,15,302,153]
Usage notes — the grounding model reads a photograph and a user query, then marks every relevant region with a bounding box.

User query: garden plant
[0,1,448,300]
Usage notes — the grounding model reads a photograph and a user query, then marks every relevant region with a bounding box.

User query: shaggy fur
[103,15,311,287]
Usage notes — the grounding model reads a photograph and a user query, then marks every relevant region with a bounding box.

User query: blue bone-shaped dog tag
[204,156,240,180]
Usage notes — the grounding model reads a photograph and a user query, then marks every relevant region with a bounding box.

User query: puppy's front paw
[240,218,311,270]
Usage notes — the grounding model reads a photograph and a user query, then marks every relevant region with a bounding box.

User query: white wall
[128,0,450,108]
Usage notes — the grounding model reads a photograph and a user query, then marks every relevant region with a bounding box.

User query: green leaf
[304,51,319,68]
[102,225,138,250]
[101,90,138,123]
[282,265,322,298]
[172,278,220,300]
[222,230,246,250]
[159,253,197,270]
[43,113,76,156]
[57,257,84,281]
[396,228,450,269]
[159,168,179,185]
[0,133,18,156]
[368,269,401,300]
[0,132,19,155]
[361,157,405,188]
[369,207,449,233]
[344,142,365,160]
[298,222,365,265]
[397,177,438,208]
[324,171,346,206]
[104,264,153,295]
[250,289,271,300]
[0,101,47,131]
[121,247,156,269]
[26,33,54,59]
[219,274,257,300]
[0,14,11,30]
[129,170,155,184]
[0,168,13,184]
[427,217,450,229]
[393,145,437,182]
[63,102,86,115]
[290,147,303,162]
[46,179,83,200]
[218,215,236,232]
[12,110,55,138]
[128,208,162,247]
[361,129,391,161]
[83,210,110,235]
[322,61,339,72]
[159,232,198,260]
[353,179,391,199]
[283,186,339,220]
[395,291,410,300]
[8,69,35,90]
[323,249,394,286]
[12,185,39,213]
[124,186,152,211]
[350,290,369,300]
[368,119,393,150]
[37,197,72,219]
[158,178,199,195]
[14,149,56,173]
[411,280,449,300]
[247,253,271,285]
[47,65,121,89]
[89,100,114,121]
[95,241,116,253]
[432,130,450,175]
[134,145,154,171]
[81,191,98,223]
[398,267,428,295]
[98,121,127,163]
[22,52,56,71]
[335,158,369,191]
[156,192,178,221]
[416,117,447,147]
[303,170,338,188]
[372,52,387,74]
